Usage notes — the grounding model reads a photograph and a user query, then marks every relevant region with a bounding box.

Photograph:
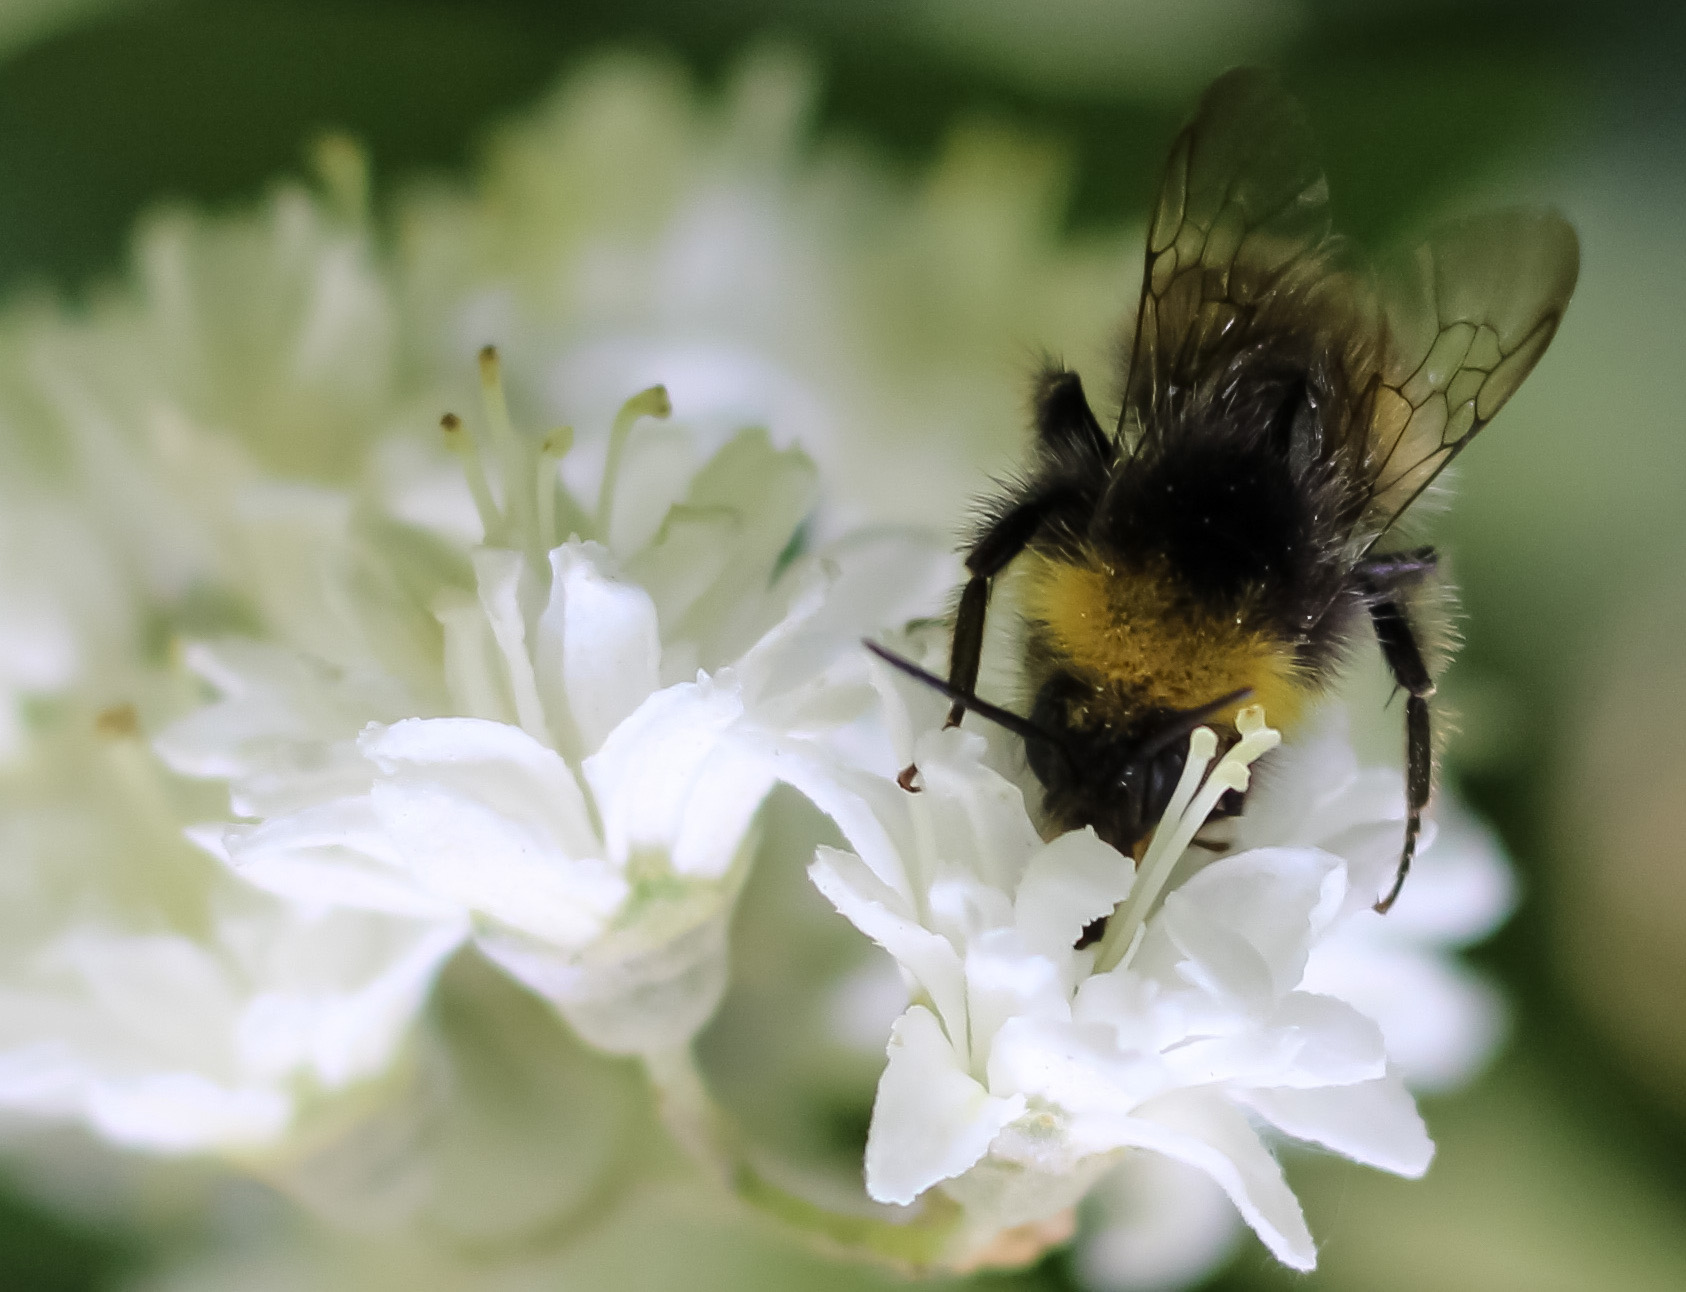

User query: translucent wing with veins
[1122,68,1578,549]
[1361,210,1579,541]
[1123,67,1345,437]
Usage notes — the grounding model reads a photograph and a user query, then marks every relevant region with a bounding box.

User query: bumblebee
[870,68,1578,912]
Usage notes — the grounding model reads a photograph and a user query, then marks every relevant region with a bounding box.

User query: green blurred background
[3,1,1684,1288]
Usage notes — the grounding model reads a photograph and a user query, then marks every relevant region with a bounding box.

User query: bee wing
[1360,210,1579,539]
[1124,68,1335,431]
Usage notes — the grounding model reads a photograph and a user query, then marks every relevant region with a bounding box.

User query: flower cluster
[156,348,949,1056]
[0,45,1517,1292]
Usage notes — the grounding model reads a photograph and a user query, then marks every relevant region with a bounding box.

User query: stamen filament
[535,427,572,553]
[597,385,672,539]
[309,131,369,225]
[95,705,180,849]
[436,593,510,721]
[442,412,502,543]
[1093,728,1216,972]
[479,346,536,553]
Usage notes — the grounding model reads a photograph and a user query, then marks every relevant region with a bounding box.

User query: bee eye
[1142,750,1188,824]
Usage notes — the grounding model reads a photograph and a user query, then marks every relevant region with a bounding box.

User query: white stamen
[535,426,572,554]
[435,592,510,721]
[478,346,537,556]
[442,412,501,544]
[597,385,672,537]
[1094,705,1281,973]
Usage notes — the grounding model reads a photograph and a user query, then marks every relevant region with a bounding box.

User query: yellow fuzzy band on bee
[1020,551,1311,730]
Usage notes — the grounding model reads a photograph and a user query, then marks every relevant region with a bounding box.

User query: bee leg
[894,492,1067,789]
[944,575,990,729]
[1364,589,1436,913]
[940,370,1109,730]
[894,372,1106,793]
[942,489,1076,727]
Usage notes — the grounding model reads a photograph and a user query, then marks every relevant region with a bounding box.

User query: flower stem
[641,1045,963,1271]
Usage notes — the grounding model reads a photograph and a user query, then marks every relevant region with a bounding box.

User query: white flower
[397,47,1134,537]
[0,171,481,1161]
[0,148,414,626]
[0,486,133,761]
[803,674,1436,1271]
[0,695,460,1156]
[1237,708,1516,1095]
[160,352,951,1056]
[1069,704,1514,1290]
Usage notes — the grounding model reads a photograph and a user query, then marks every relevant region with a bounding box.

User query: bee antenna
[862,640,1065,750]
[1137,688,1255,761]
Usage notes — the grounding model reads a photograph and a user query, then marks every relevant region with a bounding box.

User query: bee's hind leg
[1360,572,1437,914]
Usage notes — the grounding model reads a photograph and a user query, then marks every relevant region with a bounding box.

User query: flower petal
[864,1004,1023,1206]
[362,718,626,946]
[1107,1089,1316,1272]
[986,1014,1167,1117]
[650,429,817,667]
[584,676,772,880]
[1301,935,1507,1092]
[1014,827,1134,964]
[470,547,551,742]
[911,726,1044,897]
[1149,847,1344,1004]
[232,914,466,1088]
[536,542,662,757]
[362,716,599,858]
[222,801,465,921]
[810,847,967,1046]
[623,509,736,652]
[1240,1069,1433,1177]
[964,928,1068,1061]
[87,1072,293,1153]
[767,743,918,905]
[1160,991,1386,1090]
[604,421,701,558]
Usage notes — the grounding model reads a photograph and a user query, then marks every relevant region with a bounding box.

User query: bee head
[859,641,1246,861]
[1028,675,1251,857]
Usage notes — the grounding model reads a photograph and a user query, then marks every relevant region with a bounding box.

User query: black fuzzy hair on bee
[872,68,1578,913]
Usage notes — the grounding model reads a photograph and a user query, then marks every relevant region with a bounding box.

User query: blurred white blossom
[0,166,409,614]
[0,488,131,760]
[0,656,458,1156]
[159,352,949,1056]
[396,46,1134,536]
